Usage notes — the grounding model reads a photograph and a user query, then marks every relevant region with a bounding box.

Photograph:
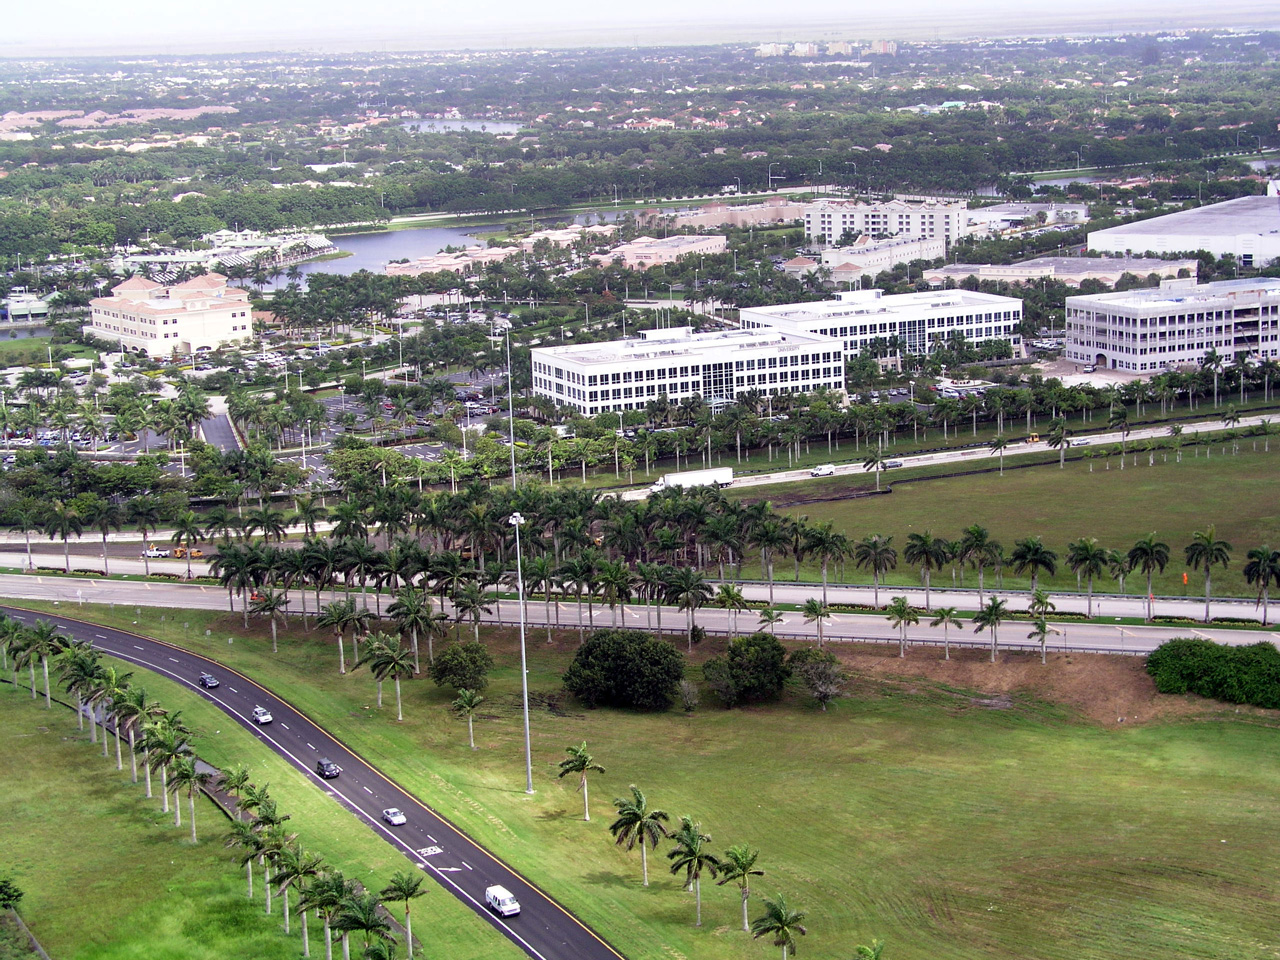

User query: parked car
[142,545,170,558]
[197,672,219,688]
[485,885,520,917]
[381,807,407,826]
[252,706,273,725]
[316,759,340,779]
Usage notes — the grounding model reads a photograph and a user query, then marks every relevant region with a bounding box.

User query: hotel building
[88,274,253,357]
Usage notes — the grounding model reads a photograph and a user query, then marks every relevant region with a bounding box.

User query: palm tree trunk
[189,792,198,842]
[282,886,291,935]
[468,714,475,750]
[41,657,51,708]
[395,677,403,722]
[341,933,350,960]
[640,840,649,886]
[337,632,346,674]
[694,877,702,927]
[143,748,152,797]
[740,887,749,932]
[246,860,254,900]
[582,776,590,821]
[411,627,421,673]
[128,730,138,783]
[323,920,332,960]
[173,786,182,827]
[265,865,272,914]
[160,765,169,812]
[114,721,123,770]
[301,905,310,957]
[403,907,411,960]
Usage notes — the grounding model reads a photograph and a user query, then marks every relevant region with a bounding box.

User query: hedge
[1146,637,1280,709]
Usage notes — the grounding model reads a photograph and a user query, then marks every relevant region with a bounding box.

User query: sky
[4,0,1277,56]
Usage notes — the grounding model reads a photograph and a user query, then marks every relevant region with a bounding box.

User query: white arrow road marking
[437,866,462,872]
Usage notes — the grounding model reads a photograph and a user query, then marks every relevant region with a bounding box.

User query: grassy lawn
[0,668,522,960]
[7,601,1280,960]
[750,443,1280,599]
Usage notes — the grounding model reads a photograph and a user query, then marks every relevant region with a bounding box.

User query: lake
[288,225,491,281]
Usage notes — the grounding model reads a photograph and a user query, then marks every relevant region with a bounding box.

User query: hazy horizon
[5,0,1280,58]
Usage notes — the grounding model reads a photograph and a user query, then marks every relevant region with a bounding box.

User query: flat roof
[1090,195,1280,238]
[745,289,1019,323]
[1068,277,1280,309]
[533,326,837,366]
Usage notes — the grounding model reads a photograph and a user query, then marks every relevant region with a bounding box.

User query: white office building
[1087,191,1280,266]
[530,325,844,416]
[803,197,969,247]
[1065,277,1280,373]
[739,289,1023,359]
[88,273,254,357]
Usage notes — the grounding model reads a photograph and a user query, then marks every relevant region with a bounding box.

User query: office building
[531,325,844,416]
[802,197,968,247]
[739,288,1023,359]
[88,273,253,357]
[1087,190,1280,266]
[923,256,1198,288]
[1065,277,1280,373]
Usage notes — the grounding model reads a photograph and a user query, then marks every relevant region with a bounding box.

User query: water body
[402,119,523,135]
[290,225,491,280]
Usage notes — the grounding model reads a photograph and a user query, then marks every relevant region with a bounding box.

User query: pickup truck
[142,545,171,558]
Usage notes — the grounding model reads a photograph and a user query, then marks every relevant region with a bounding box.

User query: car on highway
[485,885,520,917]
[316,759,341,779]
[884,459,904,469]
[197,672,219,688]
[381,807,407,826]
[810,464,835,477]
[252,706,273,725]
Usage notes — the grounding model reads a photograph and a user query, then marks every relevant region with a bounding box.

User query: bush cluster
[1146,637,1280,708]
[563,629,685,711]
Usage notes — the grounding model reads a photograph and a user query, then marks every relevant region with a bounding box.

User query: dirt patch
[825,640,1276,727]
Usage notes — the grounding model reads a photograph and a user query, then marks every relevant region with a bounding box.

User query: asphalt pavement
[0,605,624,960]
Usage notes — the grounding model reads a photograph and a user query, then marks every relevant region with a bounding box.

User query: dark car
[198,672,219,688]
[316,759,341,780]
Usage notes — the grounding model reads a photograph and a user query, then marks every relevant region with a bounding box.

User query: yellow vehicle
[1025,433,1040,444]
[172,547,204,560]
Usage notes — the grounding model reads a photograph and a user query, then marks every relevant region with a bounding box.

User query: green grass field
[7,601,1280,960]
[0,671,523,960]
[750,442,1280,600]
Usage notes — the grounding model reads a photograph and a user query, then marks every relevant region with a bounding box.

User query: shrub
[562,629,684,711]
[1146,637,1280,708]
[703,632,792,708]
[429,640,494,692]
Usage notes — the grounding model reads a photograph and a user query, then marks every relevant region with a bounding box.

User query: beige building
[639,197,804,231]
[923,256,1198,288]
[88,274,253,357]
[593,235,727,270]
[803,197,968,247]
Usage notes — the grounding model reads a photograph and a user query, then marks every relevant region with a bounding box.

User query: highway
[0,605,624,960]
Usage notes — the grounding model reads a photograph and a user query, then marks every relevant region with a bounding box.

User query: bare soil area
[829,639,1275,726]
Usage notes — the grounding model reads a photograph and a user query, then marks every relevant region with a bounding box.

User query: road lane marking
[168,657,180,663]
[306,742,315,750]
[363,786,373,795]
[427,835,437,843]
[229,687,237,693]
[462,861,472,870]
[280,723,289,730]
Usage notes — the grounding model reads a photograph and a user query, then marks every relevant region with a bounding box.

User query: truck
[649,467,734,495]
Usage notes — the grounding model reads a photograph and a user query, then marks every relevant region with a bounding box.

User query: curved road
[0,605,623,960]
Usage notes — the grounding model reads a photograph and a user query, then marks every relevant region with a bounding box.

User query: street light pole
[506,329,517,490]
[509,512,534,795]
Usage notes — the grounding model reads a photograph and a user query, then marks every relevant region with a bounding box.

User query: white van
[485,885,520,917]
[810,464,835,477]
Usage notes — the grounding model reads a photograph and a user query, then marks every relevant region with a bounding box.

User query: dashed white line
[427,835,437,844]
[96,634,108,640]
[280,723,289,730]
[306,742,315,750]
[229,687,238,693]
[462,861,472,871]
[167,657,179,663]
[363,786,373,795]
[133,645,144,650]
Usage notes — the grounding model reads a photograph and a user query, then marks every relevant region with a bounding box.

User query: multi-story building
[923,256,1198,288]
[593,234,727,270]
[530,325,844,416]
[819,235,946,281]
[1064,277,1280,373]
[88,273,253,357]
[739,288,1023,359]
[1087,188,1280,266]
[802,197,968,247]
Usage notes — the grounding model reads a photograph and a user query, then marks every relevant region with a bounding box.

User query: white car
[485,885,520,917]
[810,464,835,477]
[142,546,170,558]
[252,706,273,725]
[381,807,407,826]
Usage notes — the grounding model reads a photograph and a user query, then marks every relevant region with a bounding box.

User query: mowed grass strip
[753,443,1280,598]
[0,673,523,960]
[9,602,1280,960]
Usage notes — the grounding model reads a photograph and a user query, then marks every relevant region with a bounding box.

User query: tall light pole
[505,328,517,490]
[509,512,534,794]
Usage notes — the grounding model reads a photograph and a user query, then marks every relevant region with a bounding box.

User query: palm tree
[665,567,713,652]
[800,598,830,648]
[717,843,764,932]
[25,619,69,708]
[225,819,264,901]
[42,499,84,574]
[853,534,897,607]
[885,596,919,658]
[753,519,789,605]
[81,498,124,576]
[804,521,846,607]
[1010,537,1057,595]
[250,587,291,654]
[380,872,426,960]
[169,510,205,579]
[369,636,416,721]
[972,595,1009,662]
[958,524,1000,605]
[299,872,353,960]
[715,583,749,636]
[218,765,252,819]
[1066,537,1108,618]
[387,587,434,671]
[751,893,807,960]
[1127,533,1170,621]
[557,741,606,821]
[130,494,164,577]
[1047,416,1071,468]
[451,689,484,750]
[758,607,785,634]
[903,530,948,611]
[451,581,493,643]
[1184,525,1232,623]
[316,599,358,674]
[334,891,393,958]
[608,785,670,886]
[275,844,326,950]
[666,816,720,927]
[989,434,1009,475]
[169,754,213,842]
[1027,616,1061,665]
[930,606,962,661]
[1243,545,1280,626]
[862,445,886,491]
